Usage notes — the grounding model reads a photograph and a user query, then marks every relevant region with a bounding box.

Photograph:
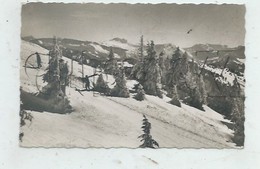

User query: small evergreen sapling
[134,84,145,101]
[138,115,159,148]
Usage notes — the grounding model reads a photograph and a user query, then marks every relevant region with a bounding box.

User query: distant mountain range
[21,36,245,75]
[22,36,139,65]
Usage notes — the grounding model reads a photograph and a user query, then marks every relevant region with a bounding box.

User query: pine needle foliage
[138,115,159,148]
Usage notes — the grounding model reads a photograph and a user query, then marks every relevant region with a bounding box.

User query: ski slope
[20,40,236,148]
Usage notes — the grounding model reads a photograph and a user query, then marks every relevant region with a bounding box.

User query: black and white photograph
[19,3,245,148]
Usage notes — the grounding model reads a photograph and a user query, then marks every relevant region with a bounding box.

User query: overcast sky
[21,3,245,48]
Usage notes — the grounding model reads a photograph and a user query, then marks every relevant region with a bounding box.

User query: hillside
[185,44,245,76]
[20,40,236,148]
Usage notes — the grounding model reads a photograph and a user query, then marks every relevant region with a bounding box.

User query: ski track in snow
[20,40,236,148]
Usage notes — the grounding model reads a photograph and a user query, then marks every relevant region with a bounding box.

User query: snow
[234,60,242,65]
[205,44,214,51]
[102,39,138,58]
[237,58,245,63]
[102,39,136,51]
[38,40,43,45]
[234,58,245,65]
[202,65,235,85]
[123,61,133,68]
[69,43,80,47]
[180,48,194,59]
[89,52,100,58]
[20,41,49,93]
[126,79,138,89]
[90,43,109,54]
[202,64,245,88]
[207,57,219,61]
[114,53,120,59]
[20,40,236,148]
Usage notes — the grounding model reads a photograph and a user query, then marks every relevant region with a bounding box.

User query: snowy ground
[20,40,236,148]
[200,64,245,89]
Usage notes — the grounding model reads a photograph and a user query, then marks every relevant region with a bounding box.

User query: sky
[21,3,245,48]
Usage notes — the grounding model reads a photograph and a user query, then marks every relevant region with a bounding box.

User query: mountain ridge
[21,36,245,75]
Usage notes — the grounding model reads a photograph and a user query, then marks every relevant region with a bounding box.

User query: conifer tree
[165,47,183,106]
[159,51,167,85]
[139,35,144,62]
[142,41,163,98]
[169,85,181,107]
[40,37,72,113]
[131,35,145,80]
[183,70,204,111]
[108,46,115,60]
[182,53,206,110]
[134,84,145,101]
[94,74,110,95]
[165,47,183,90]
[104,47,118,75]
[138,115,159,148]
[165,49,206,110]
[199,74,208,105]
[111,66,130,98]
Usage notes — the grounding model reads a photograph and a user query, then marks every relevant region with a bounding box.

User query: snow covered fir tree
[104,47,118,75]
[111,66,130,98]
[131,35,144,80]
[135,40,163,98]
[134,83,145,101]
[164,48,206,110]
[165,47,183,107]
[94,74,110,95]
[39,37,72,113]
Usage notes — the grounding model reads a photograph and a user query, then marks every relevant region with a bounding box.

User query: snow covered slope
[101,38,138,58]
[199,64,245,90]
[101,38,137,51]
[20,40,236,148]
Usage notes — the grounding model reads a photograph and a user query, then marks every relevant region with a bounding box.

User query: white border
[0,0,260,169]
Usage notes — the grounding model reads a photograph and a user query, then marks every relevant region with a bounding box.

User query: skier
[83,75,90,90]
[36,52,42,68]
